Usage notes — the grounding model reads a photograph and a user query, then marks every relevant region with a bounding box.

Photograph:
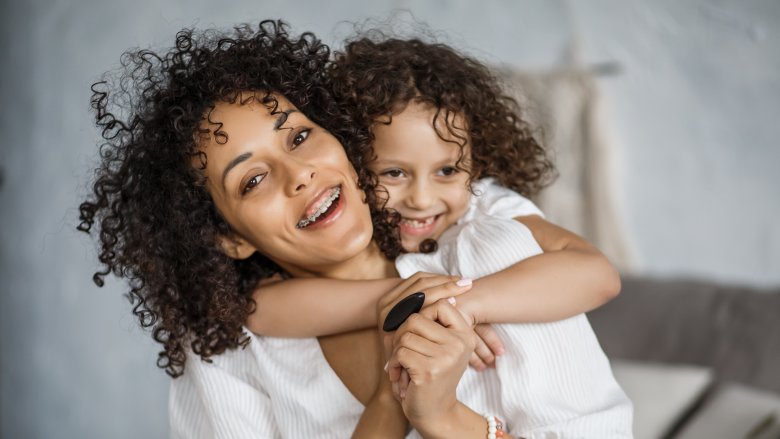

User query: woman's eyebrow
[273,109,298,130]
[222,152,253,187]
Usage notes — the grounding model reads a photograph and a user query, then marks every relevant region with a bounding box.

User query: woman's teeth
[401,216,435,229]
[297,187,341,229]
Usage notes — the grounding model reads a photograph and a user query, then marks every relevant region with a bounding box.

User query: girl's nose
[405,180,434,210]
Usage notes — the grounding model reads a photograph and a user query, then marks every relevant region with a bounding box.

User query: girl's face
[370,101,472,253]
[198,94,375,277]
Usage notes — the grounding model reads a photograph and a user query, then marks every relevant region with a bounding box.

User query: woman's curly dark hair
[329,35,556,256]
[77,20,359,377]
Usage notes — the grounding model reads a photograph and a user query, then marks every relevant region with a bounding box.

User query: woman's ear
[218,233,257,260]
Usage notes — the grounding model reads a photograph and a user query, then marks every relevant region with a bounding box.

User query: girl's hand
[377,272,472,329]
[385,298,476,425]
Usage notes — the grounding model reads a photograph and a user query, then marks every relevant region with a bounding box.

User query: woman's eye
[381,169,405,178]
[439,166,459,176]
[242,173,266,194]
[292,129,310,147]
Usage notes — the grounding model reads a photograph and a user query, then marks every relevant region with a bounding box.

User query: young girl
[245,35,620,348]
[245,36,633,437]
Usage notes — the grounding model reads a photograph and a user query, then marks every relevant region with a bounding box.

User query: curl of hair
[77,20,345,377]
[329,35,556,256]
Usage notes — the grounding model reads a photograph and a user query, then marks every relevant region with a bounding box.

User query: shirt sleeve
[466,178,544,222]
[169,347,279,439]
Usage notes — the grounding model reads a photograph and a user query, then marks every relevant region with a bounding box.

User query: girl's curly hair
[329,36,556,256]
[77,20,356,377]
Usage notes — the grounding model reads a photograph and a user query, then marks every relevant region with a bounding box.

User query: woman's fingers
[468,351,488,371]
[418,297,472,330]
[391,312,452,348]
[470,333,495,370]
[474,323,504,358]
[378,273,472,326]
[399,368,411,399]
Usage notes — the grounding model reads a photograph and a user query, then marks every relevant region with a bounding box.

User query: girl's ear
[218,233,257,260]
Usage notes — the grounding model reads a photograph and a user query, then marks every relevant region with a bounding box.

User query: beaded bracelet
[484,414,505,439]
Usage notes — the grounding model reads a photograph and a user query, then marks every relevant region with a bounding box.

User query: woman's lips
[399,215,439,237]
[297,185,341,229]
[297,185,344,230]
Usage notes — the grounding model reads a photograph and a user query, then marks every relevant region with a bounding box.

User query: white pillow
[611,359,713,439]
[675,383,780,439]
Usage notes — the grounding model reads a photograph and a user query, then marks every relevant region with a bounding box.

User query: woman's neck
[281,241,396,280]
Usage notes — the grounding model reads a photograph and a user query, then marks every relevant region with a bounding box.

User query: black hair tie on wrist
[382,292,425,332]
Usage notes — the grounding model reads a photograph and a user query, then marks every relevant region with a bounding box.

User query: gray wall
[1,1,777,438]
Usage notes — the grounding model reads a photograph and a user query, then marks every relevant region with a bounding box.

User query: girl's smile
[370,101,472,253]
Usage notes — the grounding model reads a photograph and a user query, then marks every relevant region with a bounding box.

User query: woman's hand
[385,298,476,427]
[377,273,504,372]
[470,323,504,371]
[377,272,472,329]
[377,273,471,364]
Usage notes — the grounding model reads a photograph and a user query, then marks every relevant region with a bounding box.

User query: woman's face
[198,94,375,276]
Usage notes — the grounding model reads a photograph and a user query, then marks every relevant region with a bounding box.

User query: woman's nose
[285,159,317,196]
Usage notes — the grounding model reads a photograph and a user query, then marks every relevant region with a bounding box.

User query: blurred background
[1,0,778,438]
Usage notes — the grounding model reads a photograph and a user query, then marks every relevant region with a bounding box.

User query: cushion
[675,383,780,439]
[611,360,713,439]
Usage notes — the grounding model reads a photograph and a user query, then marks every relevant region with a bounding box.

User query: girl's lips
[399,215,440,237]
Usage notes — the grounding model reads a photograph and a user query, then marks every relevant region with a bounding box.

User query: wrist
[456,291,484,326]
[412,402,486,439]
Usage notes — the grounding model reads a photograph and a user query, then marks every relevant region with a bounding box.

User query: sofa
[588,276,780,438]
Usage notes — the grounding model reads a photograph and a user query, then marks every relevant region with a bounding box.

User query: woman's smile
[297,184,344,230]
[197,94,377,276]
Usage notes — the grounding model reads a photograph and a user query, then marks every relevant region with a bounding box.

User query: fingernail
[495,347,505,356]
[447,296,457,306]
[392,382,399,396]
[399,389,406,399]
[383,361,389,372]
[456,278,472,287]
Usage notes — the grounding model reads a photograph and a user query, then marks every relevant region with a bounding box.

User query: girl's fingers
[417,278,473,308]
[382,274,467,310]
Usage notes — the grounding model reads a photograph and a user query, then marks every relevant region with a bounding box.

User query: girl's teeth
[297,187,340,229]
[401,217,435,228]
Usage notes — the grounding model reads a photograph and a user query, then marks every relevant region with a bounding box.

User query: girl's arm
[457,214,621,326]
[247,277,400,337]
[248,273,474,337]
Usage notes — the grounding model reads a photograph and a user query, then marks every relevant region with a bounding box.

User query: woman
[79,21,630,438]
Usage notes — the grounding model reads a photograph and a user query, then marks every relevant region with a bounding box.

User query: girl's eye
[292,129,310,147]
[242,173,266,194]
[439,166,459,176]
[381,168,406,178]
